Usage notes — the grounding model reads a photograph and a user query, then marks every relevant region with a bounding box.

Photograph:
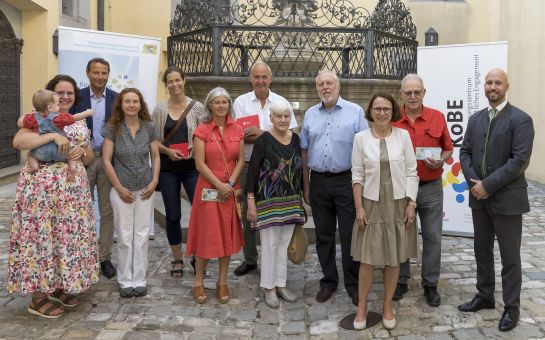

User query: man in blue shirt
[301,70,368,305]
[73,58,118,279]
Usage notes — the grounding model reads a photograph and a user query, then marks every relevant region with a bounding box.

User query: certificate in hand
[169,143,189,158]
[415,147,442,160]
[236,114,259,129]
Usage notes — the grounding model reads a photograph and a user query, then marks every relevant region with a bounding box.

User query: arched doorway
[0,9,22,168]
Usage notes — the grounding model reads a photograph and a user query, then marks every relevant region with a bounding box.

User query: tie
[481,108,497,177]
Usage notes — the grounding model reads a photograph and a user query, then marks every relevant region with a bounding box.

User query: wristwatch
[227,180,235,187]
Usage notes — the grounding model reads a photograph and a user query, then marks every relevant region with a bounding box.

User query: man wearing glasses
[390,74,453,306]
[72,57,118,279]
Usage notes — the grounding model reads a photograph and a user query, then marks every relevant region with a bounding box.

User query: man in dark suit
[459,68,534,332]
[73,58,118,279]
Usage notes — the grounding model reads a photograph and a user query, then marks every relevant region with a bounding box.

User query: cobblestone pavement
[0,181,544,339]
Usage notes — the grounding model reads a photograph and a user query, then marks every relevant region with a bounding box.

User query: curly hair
[45,74,81,107]
[107,88,151,135]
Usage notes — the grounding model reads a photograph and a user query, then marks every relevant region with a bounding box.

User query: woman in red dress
[185,87,245,304]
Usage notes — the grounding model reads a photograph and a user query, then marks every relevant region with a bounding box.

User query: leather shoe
[392,283,408,301]
[100,260,116,279]
[498,307,519,332]
[458,295,495,312]
[316,287,336,303]
[424,286,441,306]
[233,261,257,276]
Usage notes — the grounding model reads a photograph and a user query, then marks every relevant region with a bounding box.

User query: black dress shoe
[100,260,116,279]
[424,286,441,306]
[393,283,408,301]
[458,295,495,312]
[498,307,519,332]
[234,261,257,276]
[316,287,336,303]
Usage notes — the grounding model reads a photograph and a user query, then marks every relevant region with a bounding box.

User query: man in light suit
[73,58,118,279]
[458,68,534,332]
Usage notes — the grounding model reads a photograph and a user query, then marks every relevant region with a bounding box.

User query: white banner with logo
[58,26,161,109]
[417,42,508,236]
[58,27,161,236]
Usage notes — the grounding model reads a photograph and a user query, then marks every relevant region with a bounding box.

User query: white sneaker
[277,287,298,302]
[264,289,279,308]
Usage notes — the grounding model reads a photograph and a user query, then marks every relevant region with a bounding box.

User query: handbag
[287,204,309,264]
[156,99,196,191]
[211,129,244,219]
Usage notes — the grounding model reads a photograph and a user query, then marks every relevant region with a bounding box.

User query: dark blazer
[71,86,118,135]
[460,102,534,215]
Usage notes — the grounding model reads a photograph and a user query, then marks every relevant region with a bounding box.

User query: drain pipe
[97,0,104,31]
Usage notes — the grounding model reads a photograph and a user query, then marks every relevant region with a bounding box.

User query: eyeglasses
[55,91,75,98]
[401,90,423,97]
[371,107,392,114]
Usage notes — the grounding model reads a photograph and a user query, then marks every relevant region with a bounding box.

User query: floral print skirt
[8,161,99,294]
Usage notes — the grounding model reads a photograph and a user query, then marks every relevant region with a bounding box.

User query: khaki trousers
[87,155,114,261]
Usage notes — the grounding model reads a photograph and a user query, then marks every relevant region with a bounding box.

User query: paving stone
[94,329,127,340]
[253,323,279,339]
[452,328,485,339]
[309,320,337,335]
[281,321,306,335]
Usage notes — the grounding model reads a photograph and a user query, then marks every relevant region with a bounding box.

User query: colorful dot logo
[442,157,468,203]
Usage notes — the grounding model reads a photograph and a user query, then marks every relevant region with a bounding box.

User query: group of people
[7,57,533,334]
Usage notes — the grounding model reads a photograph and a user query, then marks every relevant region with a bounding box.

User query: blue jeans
[159,169,199,245]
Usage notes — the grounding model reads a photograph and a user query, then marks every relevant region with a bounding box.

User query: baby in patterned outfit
[17,89,93,181]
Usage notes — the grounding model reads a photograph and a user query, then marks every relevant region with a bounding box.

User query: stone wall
[185,76,402,126]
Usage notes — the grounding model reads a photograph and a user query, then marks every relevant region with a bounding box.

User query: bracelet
[247,195,255,199]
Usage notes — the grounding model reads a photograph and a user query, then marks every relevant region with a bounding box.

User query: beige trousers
[87,155,114,261]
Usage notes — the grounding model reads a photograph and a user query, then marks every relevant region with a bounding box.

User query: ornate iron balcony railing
[168,25,417,79]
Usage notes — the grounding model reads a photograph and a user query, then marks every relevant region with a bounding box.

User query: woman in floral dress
[8,75,99,318]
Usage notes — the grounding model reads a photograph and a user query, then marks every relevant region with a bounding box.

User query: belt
[312,169,351,177]
[419,178,441,186]
[93,151,102,157]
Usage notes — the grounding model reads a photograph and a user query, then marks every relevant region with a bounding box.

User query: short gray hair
[401,73,424,88]
[269,100,291,116]
[203,87,234,122]
[316,70,339,85]
[250,62,272,77]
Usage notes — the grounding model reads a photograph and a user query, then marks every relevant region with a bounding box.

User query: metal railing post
[364,30,374,79]
[212,26,221,76]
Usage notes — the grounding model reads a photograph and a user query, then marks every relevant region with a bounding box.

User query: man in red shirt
[391,74,453,306]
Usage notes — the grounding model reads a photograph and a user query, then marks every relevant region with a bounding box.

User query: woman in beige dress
[350,93,418,330]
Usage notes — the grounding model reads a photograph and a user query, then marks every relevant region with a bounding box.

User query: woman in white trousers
[246,100,305,308]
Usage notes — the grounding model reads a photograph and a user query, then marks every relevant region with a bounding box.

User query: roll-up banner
[58,27,161,236]
[417,42,508,236]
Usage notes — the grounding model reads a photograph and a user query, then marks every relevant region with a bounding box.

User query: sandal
[216,283,230,304]
[48,290,79,307]
[170,259,184,277]
[28,296,64,319]
[193,285,207,304]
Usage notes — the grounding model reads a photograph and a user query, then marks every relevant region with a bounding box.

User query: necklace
[371,126,392,139]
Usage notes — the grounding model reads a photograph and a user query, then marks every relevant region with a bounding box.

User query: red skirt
[185,177,244,259]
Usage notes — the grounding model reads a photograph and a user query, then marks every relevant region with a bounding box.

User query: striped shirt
[391,106,453,182]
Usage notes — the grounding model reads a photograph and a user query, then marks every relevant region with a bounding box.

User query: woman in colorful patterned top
[246,100,305,308]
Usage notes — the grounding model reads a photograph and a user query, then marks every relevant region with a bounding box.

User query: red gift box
[169,143,189,158]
